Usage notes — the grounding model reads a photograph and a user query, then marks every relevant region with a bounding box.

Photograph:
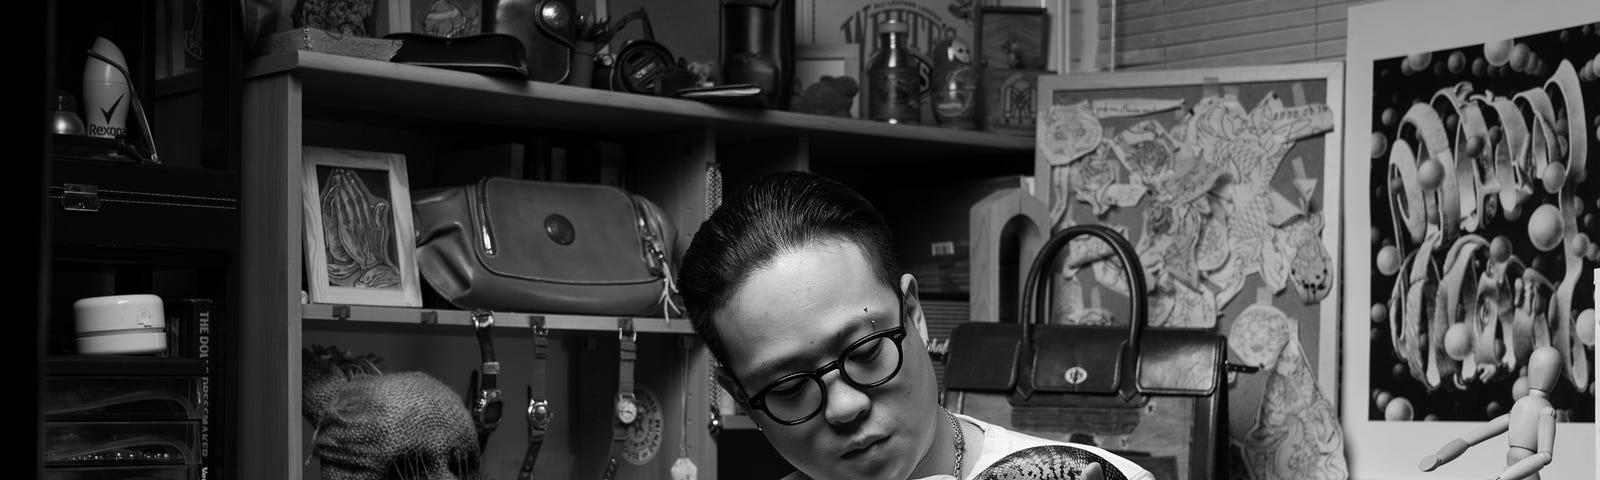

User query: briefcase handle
[1015,224,1148,399]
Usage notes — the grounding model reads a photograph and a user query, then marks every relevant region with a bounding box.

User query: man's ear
[900,273,929,345]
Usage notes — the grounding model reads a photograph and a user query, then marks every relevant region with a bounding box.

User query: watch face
[617,398,638,424]
[480,390,504,426]
[484,401,504,425]
[621,386,664,465]
[528,400,551,431]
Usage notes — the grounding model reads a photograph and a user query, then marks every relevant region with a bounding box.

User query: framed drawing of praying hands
[302,146,423,307]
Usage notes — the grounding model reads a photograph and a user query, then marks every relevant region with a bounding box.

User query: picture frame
[976,6,1049,71]
[790,43,863,118]
[1342,0,1597,479]
[302,146,423,308]
[1032,63,1348,480]
[375,0,412,36]
[155,0,204,80]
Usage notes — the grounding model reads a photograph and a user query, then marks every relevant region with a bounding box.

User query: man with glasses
[678,171,1153,480]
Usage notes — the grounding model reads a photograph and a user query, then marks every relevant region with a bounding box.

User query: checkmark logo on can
[100,93,124,124]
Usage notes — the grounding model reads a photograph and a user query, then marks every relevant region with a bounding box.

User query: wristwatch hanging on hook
[470,310,504,451]
[604,318,639,480]
[518,316,552,480]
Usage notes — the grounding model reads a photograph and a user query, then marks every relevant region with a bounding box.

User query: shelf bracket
[529,315,547,336]
[332,304,351,321]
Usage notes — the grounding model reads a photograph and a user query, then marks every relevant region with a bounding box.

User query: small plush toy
[794,75,860,118]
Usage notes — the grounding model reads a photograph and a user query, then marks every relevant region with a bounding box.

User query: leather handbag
[411,177,681,318]
[944,224,1231,480]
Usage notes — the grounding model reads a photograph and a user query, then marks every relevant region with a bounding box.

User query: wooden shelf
[301,303,696,334]
[181,51,1033,162]
[230,44,1027,480]
[47,356,208,377]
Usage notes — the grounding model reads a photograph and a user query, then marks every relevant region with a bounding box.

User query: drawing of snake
[973,445,1129,480]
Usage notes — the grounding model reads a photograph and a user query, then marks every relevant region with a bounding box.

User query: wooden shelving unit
[214,50,1033,480]
[300,303,697,335]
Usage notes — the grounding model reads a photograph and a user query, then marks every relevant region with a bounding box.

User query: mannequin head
[1524,346,1563,397]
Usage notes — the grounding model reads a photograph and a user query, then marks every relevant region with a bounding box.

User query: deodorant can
[82,37,130,140]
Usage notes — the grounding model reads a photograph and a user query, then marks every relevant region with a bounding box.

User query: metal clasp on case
[62,184,101,212]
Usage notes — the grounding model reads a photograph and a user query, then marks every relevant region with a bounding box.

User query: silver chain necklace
[943,408,965,478]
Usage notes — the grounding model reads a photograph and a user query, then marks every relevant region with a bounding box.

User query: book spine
[174,298,218,480]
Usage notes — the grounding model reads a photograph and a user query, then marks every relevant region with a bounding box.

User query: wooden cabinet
[39,2,242,479]
[222,50,1033,480]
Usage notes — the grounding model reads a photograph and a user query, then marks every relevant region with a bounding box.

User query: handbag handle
[1021,224,1147,340]
[1015,224,1147,399]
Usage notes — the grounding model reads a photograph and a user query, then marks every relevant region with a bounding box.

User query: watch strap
[518,316,550,480]
[620,322,636,397]
[519,427,544,480]
[472,310,502,450]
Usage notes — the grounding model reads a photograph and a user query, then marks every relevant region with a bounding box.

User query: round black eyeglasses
[742,321,909,426]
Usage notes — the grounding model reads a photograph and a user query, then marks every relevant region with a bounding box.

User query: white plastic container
[73,294,166,355]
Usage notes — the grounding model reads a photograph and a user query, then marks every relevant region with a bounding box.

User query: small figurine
[1418,346,1563,480]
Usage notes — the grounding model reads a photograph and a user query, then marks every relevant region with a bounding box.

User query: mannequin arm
[1496,408,1556,480]
[1420,414,1511,471]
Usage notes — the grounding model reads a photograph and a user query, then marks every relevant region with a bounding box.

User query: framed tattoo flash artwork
[302,146,423,308]
[1342,0,1598,478]
[1032,63,1348,480]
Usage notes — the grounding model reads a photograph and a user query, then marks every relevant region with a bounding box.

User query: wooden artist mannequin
[1418,346,1562,480]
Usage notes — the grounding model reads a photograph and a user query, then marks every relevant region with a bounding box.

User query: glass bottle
[866,19,923,124]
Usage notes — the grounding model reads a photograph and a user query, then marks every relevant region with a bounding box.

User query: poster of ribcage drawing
[1343,0,1597,478]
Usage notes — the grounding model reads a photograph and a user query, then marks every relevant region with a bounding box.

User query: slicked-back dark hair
[679,171,900,367]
